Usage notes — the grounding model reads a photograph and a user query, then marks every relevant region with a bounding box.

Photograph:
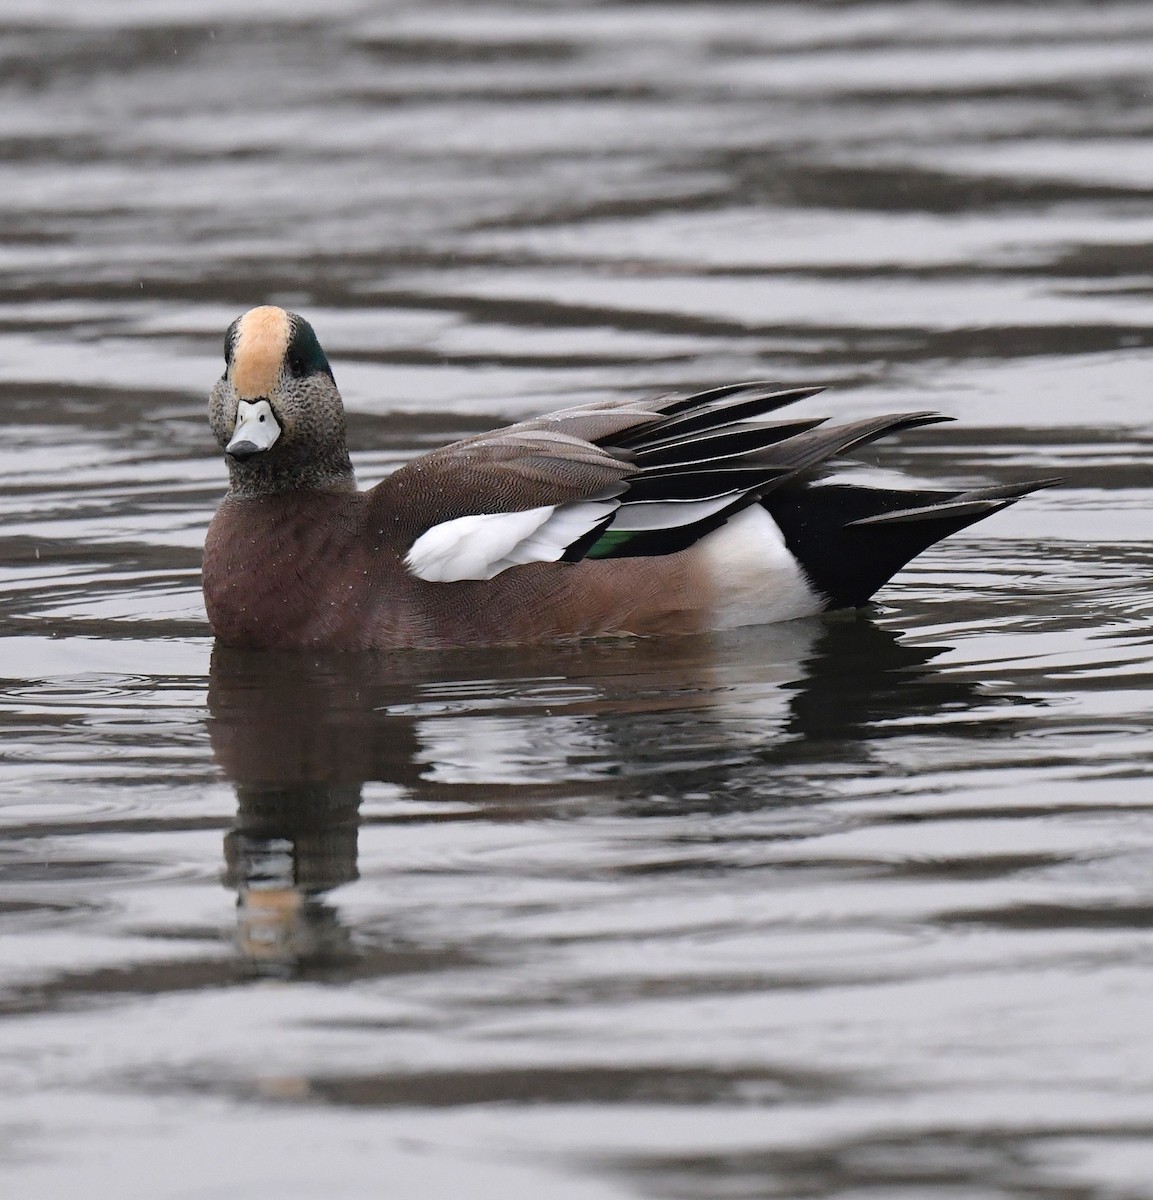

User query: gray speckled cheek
[208,378,239,449]
[273,370,347,462]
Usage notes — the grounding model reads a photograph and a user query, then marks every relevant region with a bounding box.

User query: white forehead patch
[231,306,291,399]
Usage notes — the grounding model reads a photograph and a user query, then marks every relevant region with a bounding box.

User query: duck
[203,305,1051,650]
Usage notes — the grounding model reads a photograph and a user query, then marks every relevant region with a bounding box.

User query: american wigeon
[203,306,1051,650]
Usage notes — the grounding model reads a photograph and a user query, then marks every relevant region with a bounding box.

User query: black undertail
[764,480,1058,610]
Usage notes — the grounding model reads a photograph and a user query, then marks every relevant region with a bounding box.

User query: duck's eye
[287,354,308,379]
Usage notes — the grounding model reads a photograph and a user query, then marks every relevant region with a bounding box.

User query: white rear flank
[697,504,826,628]
[406,500,618,582]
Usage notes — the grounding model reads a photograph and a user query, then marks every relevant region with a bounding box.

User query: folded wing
[389,383,1036,586]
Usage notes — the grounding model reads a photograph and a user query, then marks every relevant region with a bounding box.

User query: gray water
[1,3,1152,1197]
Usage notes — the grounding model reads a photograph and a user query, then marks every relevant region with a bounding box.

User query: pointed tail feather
[765,479,1057,610]
[847,479,1062,527]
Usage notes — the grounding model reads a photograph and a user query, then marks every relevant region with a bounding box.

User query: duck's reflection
[221,782,358,969]
[208,650,399,973]
[208,617,999,973]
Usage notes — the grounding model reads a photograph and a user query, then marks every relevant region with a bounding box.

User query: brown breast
[203,488,715,650]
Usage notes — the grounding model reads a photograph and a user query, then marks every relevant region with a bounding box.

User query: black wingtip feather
[651,381,825,419]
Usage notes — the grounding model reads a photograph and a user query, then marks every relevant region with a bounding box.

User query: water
[1,3,1152,1196]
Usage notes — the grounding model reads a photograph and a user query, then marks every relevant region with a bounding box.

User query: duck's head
[209,306,355,495]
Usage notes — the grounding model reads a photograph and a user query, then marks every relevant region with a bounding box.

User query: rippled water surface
[1,3,1152,1196]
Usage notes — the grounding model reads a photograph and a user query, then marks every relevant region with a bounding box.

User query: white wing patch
[406,500,618,583]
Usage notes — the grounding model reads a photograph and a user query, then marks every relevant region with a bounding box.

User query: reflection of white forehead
[416,714,610,785]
